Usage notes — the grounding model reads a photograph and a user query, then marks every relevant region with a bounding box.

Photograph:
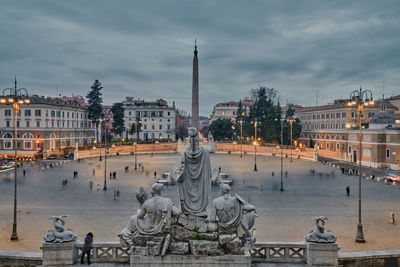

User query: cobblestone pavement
[0,153,399,253]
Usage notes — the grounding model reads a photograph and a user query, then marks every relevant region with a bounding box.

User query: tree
[129,117,143,140]
[111,102,125,139]
[209,118,234,141]
[87,80,103,142]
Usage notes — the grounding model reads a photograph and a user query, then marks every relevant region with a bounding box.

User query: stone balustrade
[250,242,307,264]
[73,242,130,263]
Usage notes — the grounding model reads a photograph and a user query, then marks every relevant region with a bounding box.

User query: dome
[369,111,395,124]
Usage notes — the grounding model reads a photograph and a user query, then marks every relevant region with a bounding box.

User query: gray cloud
[0,0,399,115]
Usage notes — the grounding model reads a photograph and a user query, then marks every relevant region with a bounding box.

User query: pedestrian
[113,171,116,179]
[285,171,288,178]
[23,169,26,177]
[89,181,93,190]
[81,232,93,265]
[218,167,221,173]
[117,190,120,198]
[272,172,274,177]
[346,186,350,197]
[154,171,157,178]
[92,169,95,176]
[142,166,144,172]
[110,172,112,179]
[113,190,117,200]
[391,212,396,225]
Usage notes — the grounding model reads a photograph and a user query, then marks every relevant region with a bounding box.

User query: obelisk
[191,40,199,129]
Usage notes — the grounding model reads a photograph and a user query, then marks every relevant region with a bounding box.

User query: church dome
[369,111,395,125]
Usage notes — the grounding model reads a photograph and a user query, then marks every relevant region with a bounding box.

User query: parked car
[47,154,58,160]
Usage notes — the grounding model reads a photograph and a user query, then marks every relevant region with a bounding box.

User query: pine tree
[87,80,103,143]
[111,102,125,139]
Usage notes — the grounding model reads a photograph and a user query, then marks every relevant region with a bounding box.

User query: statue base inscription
[130,251,251,267]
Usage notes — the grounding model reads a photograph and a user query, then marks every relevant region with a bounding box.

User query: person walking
[346,186,350,197]
[81,232,93,265]
[110,172,112,179]
[92,169,95,176]
[391,212,396,225]
[23,169,26,177]
[116,189,120,198]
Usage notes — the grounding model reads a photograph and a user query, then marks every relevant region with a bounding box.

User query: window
[321,124,325,129]
[46,121,48,127]
[35,110,41,116]
[6,121,10,127]
[5,109,11,116]
[326,114,329,119]
[36,121,40,127]
[386,149,390,158]
[72,112,74,118]
[56,111,61,117]
[168,111,170,116]
[159,111,163,117]
[24,110,31,116]
[348,146,351,153]
[342,123,345,129]
[152,124,155,130]
[5,141,12,148]
[62,111,65,118]
[67,112,69,118]
[26,121,30,127]
[321,114,325,119]
[81,113,83,119]
[336,144,340,150]
[368,112,375,118]
[342,112,346,118]
[144,125,147,130]
[136,111,140,117]
[167,124,171,130]
[51,110,55,117]
[317,114,320,119]
[17,121,20,127]
[336,113,340,118]
[57,121,60,127]
[25,142,31,149]
[129,111,132,116]
[52,121,54,127]
[159,125,162,130]
[151,111,155,117]
[143,111,148,117]
[351,112,355,118]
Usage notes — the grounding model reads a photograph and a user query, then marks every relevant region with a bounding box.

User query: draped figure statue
[172,127,212,217]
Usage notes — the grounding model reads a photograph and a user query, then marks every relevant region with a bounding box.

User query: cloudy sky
[1,0,399,116]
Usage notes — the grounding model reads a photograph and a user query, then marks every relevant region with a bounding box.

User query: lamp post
[251,120,258,171]
[288,119,294,163]
[240,119,243,158]
[347,87,374,243]
[134,118,141,170]
[275,118,285,192]
[99,120,102,162]
[1,77,30,241]
[100,116,109,191]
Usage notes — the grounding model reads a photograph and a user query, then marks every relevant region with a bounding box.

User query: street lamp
[288,119,294,163]
[99,121,102,162]
[1,77,30,241]
[276,118,285,192]
[239,119,243,158]
[251,120,258,171]
[347,87,374,243]
[134,118,141,170]
[100,116,109,191]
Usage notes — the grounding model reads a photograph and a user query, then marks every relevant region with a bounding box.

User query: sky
[1,0,399,116]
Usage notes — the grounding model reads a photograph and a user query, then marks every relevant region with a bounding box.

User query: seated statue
[209,184,257,240]
[305,216,337,243]
[119,183,180,246]
[43,215,77,243]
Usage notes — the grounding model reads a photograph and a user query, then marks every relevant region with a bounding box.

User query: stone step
[37,264,129,267]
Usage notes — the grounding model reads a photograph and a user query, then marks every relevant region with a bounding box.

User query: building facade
[210,99,254,123]
[123,97,176,141]
[296,97,400,170]
[0,95,95,155]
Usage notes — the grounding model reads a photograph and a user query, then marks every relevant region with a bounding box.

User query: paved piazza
[0,153,399,253]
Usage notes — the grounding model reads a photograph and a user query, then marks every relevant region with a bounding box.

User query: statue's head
[313,216,327,233]
[188,127,198,138]
[151,183,164,196]
[219,183,231,196]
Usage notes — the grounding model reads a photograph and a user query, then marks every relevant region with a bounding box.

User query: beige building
[297,97,400,170]
[210,99,254,123]
[0,95,95,155]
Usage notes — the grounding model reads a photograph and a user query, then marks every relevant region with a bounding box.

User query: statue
[305,216,337,243]
[209,184,257,242]
[209,132,215,153]
[171,127,212,216]
[43,215,77,243]
[119,183,180,246]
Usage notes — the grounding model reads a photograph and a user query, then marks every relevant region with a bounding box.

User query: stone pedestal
[130,251,251,267]
[306,242,339,266]
[40,242,75,266]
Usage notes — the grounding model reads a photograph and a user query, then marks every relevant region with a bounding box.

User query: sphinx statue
[119,183,180,246]
[43,215,77,243]
[305,216,337,243]
[209,184,257,243]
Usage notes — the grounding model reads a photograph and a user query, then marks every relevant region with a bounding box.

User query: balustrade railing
[250,242,307,263]
[74,242,129,263]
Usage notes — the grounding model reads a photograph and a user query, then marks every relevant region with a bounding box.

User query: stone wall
[0,250,42,267]
[77,143,178,159]
[339,250,400,267]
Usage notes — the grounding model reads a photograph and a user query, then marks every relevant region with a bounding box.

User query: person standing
[346,186,350,197]
[81,232,93,265]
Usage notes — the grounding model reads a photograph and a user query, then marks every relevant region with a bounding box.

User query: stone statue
[209,132,215,153]
[43,215,77,243]
[209,184,257,241]
[305,216,337,243]
[171,127,212,216]
[119,183,180,246]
